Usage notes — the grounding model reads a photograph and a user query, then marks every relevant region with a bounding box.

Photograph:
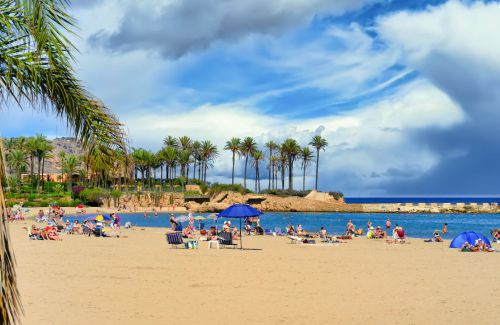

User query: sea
[67,211,500,240]
[344,197,500,204]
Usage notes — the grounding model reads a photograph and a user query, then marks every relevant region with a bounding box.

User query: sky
[1,0,500,196]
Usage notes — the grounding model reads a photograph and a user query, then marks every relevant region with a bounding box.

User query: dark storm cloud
[384,52,500,195]
[89,0,374,59]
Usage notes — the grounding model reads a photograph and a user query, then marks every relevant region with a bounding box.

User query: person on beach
[287,225,295,236]
[113,213,121,230]
[385,218,391,229]
[442,223,448,234]
[72,220,81,234]
[433,230,443,242]
[169,214,177,230]
[346,220,355,235]
[375,226,387,238]
[367,220,372,230]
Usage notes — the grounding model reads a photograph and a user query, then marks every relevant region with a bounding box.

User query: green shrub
[79,188,107,207]
[207,183,251,196]
[260,189,311,197]
[27,194,37,201]
[328,191,344,200]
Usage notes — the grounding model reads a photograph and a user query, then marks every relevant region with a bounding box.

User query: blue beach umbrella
[449,231,491,248]
[218,204,263,249]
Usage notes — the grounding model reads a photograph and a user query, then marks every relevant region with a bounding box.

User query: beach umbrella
[218,204,263,249]
[89,215,111,222]
[449,231,491,248]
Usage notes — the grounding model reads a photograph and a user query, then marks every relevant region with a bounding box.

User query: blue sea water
[344,197,500,204]
[67,212,500,240]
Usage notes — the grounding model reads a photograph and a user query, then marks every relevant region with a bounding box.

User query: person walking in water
[386,218,391,229]
[442,223,448,234]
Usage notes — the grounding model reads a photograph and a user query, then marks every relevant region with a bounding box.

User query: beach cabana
[449,231,491,248]
[218,203,263,249]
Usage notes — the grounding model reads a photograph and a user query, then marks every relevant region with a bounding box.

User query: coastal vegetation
[2,134,333,202]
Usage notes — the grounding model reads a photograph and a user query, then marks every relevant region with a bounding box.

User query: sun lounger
[274,227,284,236]
[166,232,184,248]
[287,235,303,244]
[218,232,237,249]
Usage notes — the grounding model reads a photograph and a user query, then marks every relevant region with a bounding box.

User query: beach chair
[82,225,91,236]
[218,232,237,249]
[166,232,184,248]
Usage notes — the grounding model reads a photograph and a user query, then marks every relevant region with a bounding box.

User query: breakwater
[353,202,500,214]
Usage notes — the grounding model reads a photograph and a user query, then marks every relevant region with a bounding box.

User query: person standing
[385,218,392,229]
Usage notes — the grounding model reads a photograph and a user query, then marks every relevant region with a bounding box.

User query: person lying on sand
[474,239,495,252]
[47,226,61,240]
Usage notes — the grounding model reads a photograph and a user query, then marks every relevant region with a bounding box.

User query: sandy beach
[8,221,500,325]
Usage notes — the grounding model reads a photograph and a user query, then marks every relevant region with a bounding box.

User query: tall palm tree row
[224,138,240,185]
[0,1,127,324]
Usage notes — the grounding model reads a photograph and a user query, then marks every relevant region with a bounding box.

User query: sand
[8,221,500,325]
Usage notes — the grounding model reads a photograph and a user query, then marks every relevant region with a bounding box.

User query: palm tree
[309,135,328,191]
[25,137,39,187]
[163,135,179,148]
[281,138,300,191]
[6,150,28,190]
[251,150,264,193]
[270,155,279,189]
[224,138,240,185]
[191,140,201,180]
[40,141,54,190]
[58,151,66,183]
[278,146,287,190]
[300,147,314,191]
[163,146,178,191]
[200,141,218,183]
[63,155,80,191]
[239,137,257,189]
[265,141,277,190]
[0,2,127,321]
[178,149,191,188]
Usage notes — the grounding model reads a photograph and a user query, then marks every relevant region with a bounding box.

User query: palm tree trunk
[303,163,306,191]
[288,158,293,191]
[37,158,41,191]
[257,164,260,193]
[231,151,235,185]
[281,164,285,190]
[268,149,272,189]
[315,150,320,190]
[244,156,248,189]
[41,157,45,190]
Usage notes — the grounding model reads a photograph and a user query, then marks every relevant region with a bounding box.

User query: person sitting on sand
[319,227,327,238]
[245,224,252,235]
[461,241,472,252]
[433,230,443,242]
[207,226,218,240]
[374,226,387,238]
[396,226,407,242]
[183,225,195,238]
[366,227,376,239]
[492,229,500,242]
[297,224,304,235]
[346,220,355,235]
[72,220,81,235]
[65,220,73,234]
[287,225,295,236]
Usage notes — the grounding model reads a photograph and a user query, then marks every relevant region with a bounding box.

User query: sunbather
[47,226,61,240]
[374,226,387,239]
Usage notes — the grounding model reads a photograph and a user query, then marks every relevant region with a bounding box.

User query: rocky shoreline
[107,190,500,214]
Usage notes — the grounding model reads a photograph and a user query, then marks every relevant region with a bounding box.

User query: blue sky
[2,0,500,196]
